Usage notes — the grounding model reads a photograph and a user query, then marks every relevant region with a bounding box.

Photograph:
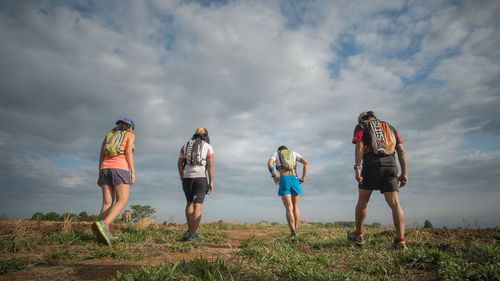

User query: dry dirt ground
[0,220,499,281]
[0,220,276,281]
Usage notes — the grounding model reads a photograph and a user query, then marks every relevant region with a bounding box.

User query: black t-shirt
[352,121,402,167]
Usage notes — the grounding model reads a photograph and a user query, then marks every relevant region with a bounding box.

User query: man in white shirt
[177,128,214,243]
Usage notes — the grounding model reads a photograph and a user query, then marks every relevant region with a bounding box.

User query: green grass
[112,258,237,281]
[1,221,498,280]
[45,230,95,246]
[0,259,24,274]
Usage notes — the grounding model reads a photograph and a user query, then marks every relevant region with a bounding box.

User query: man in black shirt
[348,111,408,250]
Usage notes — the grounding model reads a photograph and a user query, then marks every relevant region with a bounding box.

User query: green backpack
[103,130,127,157]
[277,149,296,171]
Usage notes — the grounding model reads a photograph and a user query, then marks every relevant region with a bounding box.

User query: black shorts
[359,166,399,193]
[182,177,208,204]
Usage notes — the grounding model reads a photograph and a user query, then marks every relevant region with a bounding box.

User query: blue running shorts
[278,175,302,196]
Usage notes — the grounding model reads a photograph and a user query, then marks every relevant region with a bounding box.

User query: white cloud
[0,0,499,226]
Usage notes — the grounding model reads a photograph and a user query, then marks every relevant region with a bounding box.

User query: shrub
[31,212,45,221]
[130,205,156,223]
[45,212,61,221]
[424,220,433,228]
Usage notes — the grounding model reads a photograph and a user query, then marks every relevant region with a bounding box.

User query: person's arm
[207,157,214,195]
[124,133,135,184]
[125,132,135,184]
[177,157,184,181]
[268,158,279,184]
[354,141,364,183]
[297,157,308,183]
[97,138,105,186]
[395,143,408,187]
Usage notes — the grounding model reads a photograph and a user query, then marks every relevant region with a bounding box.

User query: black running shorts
[182,177,208,204]
[359,166,399,193]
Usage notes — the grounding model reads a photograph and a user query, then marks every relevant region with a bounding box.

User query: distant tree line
[31,211,99,222]
[305,221,382,228]
[30,205,157,223]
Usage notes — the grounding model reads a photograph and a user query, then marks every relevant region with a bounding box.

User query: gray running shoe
[290,230,298,237]
[186,233,202,243]
[181,231,190,241]
[347,231,365,245]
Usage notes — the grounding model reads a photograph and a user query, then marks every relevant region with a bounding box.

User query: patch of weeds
[437,242,500,281]
[241,238,344,280]
[437,257,500,281]
[3,236,29,253]
[152,229,176,244]
[164,241,200,252]
[200,229,228,244]
[468,241,499,264]
[176,257,238,280]
[44,249,80,264]
[88,244,141,260]
[112,263,178,280]
[0,259,24,274]
[45,231,94,246]
[395,242,500,281]
[396,247,448,270]
[120,225,149,243]
[299,232,350,250]
[111,258,238,281]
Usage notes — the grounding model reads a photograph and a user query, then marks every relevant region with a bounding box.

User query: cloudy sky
[1,0,499,228]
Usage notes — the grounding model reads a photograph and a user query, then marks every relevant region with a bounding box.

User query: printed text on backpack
[364,120,396,156]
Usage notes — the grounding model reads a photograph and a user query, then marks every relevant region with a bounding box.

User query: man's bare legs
[384,191,406,239]
[185,203,203,235]
[355,188,373,234]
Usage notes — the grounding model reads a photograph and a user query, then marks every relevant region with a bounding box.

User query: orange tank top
[101,138,130,171]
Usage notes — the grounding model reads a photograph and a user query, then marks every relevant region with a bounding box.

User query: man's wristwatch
[354,165,361,170]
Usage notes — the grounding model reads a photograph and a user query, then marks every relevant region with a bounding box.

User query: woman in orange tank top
[92,118,136,246]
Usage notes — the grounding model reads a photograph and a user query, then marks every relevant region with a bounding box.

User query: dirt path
[0,221,273,281]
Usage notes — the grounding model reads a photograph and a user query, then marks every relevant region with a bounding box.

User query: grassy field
[0,220,498,280]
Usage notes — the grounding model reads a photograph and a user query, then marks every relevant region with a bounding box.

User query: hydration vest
[183,139,206,167]
[103,130,127,157]
[363,120,396,156]
[277,149,296,171]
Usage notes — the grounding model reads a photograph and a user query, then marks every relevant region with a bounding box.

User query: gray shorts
[98,169,131,187]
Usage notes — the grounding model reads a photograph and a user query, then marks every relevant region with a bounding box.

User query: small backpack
[103,130,127,157]
[277,149,296,171]
[184,139,206,166]
[364,120,396,156]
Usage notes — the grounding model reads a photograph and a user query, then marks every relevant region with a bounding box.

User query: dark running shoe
[347,230,365,245]
[186,233,202,243]
[181,231,190,241]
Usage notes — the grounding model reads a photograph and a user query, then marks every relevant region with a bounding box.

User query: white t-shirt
[179,141,214,178]
[270,151,303,170]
